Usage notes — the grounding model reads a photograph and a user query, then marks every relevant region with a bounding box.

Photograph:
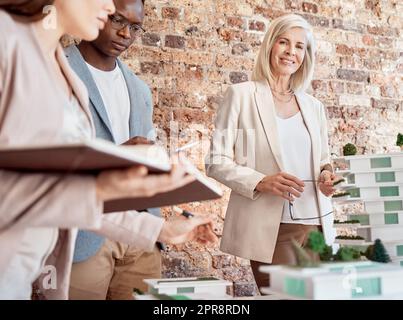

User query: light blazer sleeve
[319,102,332,170]
[93,211,164,252]
[0,170,103,231]
[205,85,266,200]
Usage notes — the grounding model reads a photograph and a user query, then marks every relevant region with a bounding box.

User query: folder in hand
[0,139,223,212]
[103,155,223,213]
[0,139,171,173]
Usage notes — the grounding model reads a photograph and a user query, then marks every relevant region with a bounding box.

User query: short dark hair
[0,0,55,19]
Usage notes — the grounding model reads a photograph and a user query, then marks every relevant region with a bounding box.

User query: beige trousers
[69,239,161,300]
[250,223,319,293]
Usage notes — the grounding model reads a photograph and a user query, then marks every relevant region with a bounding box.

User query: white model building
[143,277,232,297]
[259,152,403,300]
[260,261,403,299]
[332,152,403,267]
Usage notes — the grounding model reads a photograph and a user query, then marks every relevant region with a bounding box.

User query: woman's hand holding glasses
[318,170,336,197]
[255,172,305,201]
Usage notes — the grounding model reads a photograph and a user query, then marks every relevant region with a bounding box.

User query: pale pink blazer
[0,11,164,299]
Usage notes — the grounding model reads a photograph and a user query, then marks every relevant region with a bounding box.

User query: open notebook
[0,139,222,212]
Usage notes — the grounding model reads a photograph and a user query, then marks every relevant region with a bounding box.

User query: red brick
[165,35,186,49]
[336,44,355,55]
[140,61,161,74]
[346,83,363,95]
[249,20,265,32]
[371,98,400,110]
[329,81,344,94]
[362,35,375,46]
[338,56,356,69]
[284,0,302,10]
[302,14,329,27]
[158,90,185,108]
[254,6,285,19]
[326,106,342,119]
[141,33,161,47]
[364,58,381,71]
[302,2,318,14]
[311,80,327,92]
[185,64,204,80]
[218,27,242,42]
[226,16,245,29]
[232,43,250,55]
[186,38,206,50]
[365,0,382,18]
[229,71,248,84]
[173,107,212,123]
[367,25,399,37]
[337,69,369,83]
[161,7,181,20]
[212,254,233,269]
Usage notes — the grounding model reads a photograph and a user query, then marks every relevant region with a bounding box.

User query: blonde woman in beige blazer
[206,14,337,291]
[0,1,215,300]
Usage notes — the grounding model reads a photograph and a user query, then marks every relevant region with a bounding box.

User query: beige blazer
[0,11,163,299]
[205,80,336,263]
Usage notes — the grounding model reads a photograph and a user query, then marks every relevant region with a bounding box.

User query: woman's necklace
[270,87,294,95]
[270,85,294,103]
[272,90,294,103]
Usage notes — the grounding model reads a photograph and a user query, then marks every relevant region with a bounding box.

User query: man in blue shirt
[66,0,162,299]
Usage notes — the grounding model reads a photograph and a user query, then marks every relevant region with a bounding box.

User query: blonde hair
[252,14,315,92]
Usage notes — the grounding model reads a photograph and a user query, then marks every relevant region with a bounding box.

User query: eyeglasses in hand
[288,180,333,221]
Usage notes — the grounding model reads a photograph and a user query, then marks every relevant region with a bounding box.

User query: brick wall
[120,0,403,296]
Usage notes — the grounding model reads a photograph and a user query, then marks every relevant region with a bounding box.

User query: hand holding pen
[169,206,219,244]
[174,141,199,153]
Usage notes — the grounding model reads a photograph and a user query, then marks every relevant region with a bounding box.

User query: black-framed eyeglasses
[108,14,146,35]
[288,180,333,221]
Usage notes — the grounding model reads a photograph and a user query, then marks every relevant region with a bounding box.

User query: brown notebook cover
[0,139,223,211]
[0,139,171,173]
[103,165,223,212]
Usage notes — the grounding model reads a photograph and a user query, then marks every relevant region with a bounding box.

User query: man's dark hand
[122,136,154,146]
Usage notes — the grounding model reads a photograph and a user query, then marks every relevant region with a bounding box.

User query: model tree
[319,245,334,262]
[343,143,357,156]
[291,238,319,268]
[305,231,333,262]
[306,231,327,253]
[364,239,391,263]
[335,247,361,261]
[397,133,403,150]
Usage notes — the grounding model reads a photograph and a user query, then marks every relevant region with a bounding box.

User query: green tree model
[319,245,333,262]
[335,247,361,261]
[364,239,391,263]
[343,143,357,156]
[291,238,319,268]
[397,133,403,149]
[306,231,327,254]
